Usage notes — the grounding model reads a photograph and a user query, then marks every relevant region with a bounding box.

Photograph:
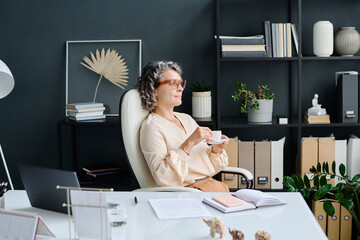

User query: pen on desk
[134,196,138,205]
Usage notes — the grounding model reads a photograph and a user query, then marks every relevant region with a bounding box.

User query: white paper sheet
[149,198,211,220]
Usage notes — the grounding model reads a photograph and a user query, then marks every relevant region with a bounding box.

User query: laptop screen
[18,163,80,214]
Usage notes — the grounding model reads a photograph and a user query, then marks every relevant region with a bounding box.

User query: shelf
[58,116,119,126]
[302,56,360,61]
[220,117,298,128]
[220,57,298,62]
[300,122,360,128]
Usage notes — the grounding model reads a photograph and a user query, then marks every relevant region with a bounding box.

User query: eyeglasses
[159,79,187,90]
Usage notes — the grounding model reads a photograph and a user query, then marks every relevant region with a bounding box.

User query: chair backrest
[120,89,158,188]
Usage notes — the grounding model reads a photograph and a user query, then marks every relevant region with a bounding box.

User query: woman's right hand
[180,127,214,153]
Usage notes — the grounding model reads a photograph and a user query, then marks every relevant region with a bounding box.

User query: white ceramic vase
[247,99,273,123]
[192,91,211,118]
[313,21,334,57]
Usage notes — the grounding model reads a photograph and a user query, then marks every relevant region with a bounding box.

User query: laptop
[18,163,80,214]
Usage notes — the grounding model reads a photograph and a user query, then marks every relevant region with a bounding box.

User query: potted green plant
[232,82,275,123]
[190,81,213,118]
[283,162,360,239]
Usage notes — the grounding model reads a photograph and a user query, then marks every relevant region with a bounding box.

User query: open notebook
[203,189,286,213]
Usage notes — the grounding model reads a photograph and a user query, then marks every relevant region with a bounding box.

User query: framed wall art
[66,39,142,116]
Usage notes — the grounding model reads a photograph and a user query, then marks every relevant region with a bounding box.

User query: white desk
[5,190,327,240]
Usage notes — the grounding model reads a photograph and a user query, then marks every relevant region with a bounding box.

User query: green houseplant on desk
[283,162,360,238]
[232,82,275,123]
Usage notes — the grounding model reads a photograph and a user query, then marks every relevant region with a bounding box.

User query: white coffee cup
[212,130,222,142]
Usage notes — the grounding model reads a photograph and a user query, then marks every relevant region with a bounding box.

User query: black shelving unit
[214,0,360,177]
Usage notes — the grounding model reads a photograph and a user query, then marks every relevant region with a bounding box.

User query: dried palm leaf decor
[81,48,129,102]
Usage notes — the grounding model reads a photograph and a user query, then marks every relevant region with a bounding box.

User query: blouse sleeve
[140,121,191,187]
[206,146,229,173]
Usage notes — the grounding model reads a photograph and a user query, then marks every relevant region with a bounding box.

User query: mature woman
[137,60,229,192]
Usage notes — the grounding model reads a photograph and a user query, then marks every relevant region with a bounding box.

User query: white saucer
[207,138,229,145]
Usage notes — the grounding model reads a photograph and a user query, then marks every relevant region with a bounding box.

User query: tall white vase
[192,91,211,118]
[313,21,334,57]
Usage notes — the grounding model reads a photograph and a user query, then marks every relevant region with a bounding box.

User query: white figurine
[203,217,226,239]
[308,94,326,115]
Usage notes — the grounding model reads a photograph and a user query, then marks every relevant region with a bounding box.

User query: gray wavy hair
[136,60,182,111]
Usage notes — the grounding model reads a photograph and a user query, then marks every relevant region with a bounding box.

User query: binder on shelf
[255,141,271,189]
[340,205,352,240]
[0,209,55,240]
[221,137,239,189]
[318,137,335,185]
[238,141,255,189]
[347,135,360,179]
[327,201,340,240]
[300,137,318,180]
[312,200,327,234]
[334,140,347,185]
[270,138,285,189]
[336,73,359,123]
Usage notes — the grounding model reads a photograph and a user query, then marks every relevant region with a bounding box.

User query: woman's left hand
[211,135,229,154]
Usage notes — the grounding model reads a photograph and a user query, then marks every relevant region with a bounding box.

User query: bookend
[57,185,114,240]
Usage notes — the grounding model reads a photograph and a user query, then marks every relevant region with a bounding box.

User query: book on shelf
[221,45,266,51]
[216,35,264,40]
[67,107,106,113]
[220,38,265,45]
[69,115,106,121]
[83,163,121,174]
[291,24,299,54]
[86,171,121,178]
[66,102,104,110]
[304,114,330,124]
[222,51,266,57]
[203,189,286,213]
[264,21,272,57]
[278,23,284,57]
[68,110,104,118]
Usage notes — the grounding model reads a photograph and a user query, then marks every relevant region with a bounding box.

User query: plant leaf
[304,174,311,189]
[314,184,332,200]
[339,163,346,176]
[317,162,322,172]
[332,161,336,174]
[320,175,328,186]
[313,175,320,189]
[351,174,360,183]
[310,166,317,174]
[340,199,354,210]
[324,162,329,174]
[323,200,335,216]
[81,48,128,93]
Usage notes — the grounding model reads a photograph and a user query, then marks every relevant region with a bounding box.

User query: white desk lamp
[0,59,15,190]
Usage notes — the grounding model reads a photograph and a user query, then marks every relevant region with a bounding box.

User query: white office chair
[120,89,253,192]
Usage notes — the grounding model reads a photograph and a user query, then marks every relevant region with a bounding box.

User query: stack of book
[219,35,266,57]
[66,102,106,121]
[83,163,122,178]
[304,114,330,124]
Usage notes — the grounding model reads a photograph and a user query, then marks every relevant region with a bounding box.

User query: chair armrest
[221,167,253,180]
[220,167,254,189]
[132,186,202,192]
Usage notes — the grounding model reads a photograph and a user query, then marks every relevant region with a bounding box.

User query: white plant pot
[247,99,273,123]
[192,91,211,118]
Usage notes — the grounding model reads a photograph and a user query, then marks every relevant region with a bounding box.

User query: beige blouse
[139,112,228,187]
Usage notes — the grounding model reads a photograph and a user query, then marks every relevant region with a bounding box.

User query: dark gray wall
[0,0,216,188]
